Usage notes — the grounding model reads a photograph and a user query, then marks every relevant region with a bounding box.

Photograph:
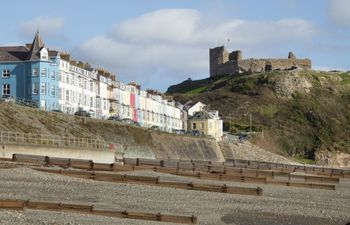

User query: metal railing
[0,96,38,108]
[0,131,107,150]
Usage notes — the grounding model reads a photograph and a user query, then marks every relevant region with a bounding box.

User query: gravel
[0,166,349,225]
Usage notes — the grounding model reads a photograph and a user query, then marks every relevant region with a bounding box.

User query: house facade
[186,102,223,141]
[0,32,61,110]
[0,32,184,133]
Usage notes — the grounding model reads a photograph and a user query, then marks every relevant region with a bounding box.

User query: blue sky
[1,0,349,90]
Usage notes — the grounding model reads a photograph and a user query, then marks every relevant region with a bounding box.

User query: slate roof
[27,31,45,60]
[0,31,49,62]
[48,50,59,58]
[0,46,28,62]
[189,110,215,120]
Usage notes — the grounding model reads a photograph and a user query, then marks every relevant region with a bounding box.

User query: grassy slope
[167,70,350,161]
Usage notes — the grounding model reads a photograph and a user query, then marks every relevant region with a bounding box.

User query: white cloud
[19,16,65,39]
[74,8,317,90]
[329,0,350,27]
[313,66,346,72]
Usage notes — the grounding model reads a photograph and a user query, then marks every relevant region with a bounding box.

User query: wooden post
[156,212,162,221]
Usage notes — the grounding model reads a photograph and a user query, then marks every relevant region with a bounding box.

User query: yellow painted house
[187,109,223,141]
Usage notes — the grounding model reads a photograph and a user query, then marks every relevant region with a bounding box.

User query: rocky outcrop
[271,72,312,98]
[315,150,350,168]
[220,141,297,164]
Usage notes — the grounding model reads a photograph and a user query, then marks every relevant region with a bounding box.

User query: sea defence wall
[0,102,225,162]
[0,144,115,163]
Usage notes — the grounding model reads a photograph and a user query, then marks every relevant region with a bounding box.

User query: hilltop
[167,70,350,164]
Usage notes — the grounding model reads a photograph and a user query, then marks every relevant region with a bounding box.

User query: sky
[1,0,349,91]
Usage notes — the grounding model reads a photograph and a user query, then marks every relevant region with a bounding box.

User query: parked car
[237,133,249,142]
[121,118,133,124]
[120,118,140,127]
[186,130,200,136]
[132,122,141,127]
[52,109,63,113]
[173,129,186,135]
[107,115,121,121]
[150,125,160,130]
[74,110,91,117]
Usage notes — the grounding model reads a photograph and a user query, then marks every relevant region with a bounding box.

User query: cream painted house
[187,104,223,141]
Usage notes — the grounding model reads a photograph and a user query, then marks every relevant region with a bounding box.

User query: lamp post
[249,112,252,133]
[243,112,252,133]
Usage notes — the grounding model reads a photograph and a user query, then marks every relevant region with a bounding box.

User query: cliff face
[167,70,350,165]
[0,102,224,162]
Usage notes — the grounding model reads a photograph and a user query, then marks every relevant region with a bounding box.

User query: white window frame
[66,90,69,101]
[51,86,55,97]
[50,71,55,80]
[41,68,47,77]
[33,82,39,95]
[40,83,46,95]
[2,84,10,95]
[90,96,93,107]
[2,69,10,78]
[33,68,39,76]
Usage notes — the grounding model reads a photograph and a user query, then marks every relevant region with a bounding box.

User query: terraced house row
[0,32,222,139]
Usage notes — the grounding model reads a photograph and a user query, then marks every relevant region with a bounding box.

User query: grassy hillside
[167,70,350,161]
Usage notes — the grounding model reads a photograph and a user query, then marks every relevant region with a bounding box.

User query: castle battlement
[209,46,312,77]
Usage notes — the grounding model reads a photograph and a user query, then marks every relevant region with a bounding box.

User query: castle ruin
[209,46,312,77]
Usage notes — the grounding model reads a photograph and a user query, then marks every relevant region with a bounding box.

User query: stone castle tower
[209,46,312,77]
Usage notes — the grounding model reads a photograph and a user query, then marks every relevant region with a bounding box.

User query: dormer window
[40,48,48,61]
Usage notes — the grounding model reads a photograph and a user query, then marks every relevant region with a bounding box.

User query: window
[201,123,204,129]
[2,84,10,95]
[33,68,39,76]
[66,90,69,101]
[40,83,46,95]
[51,86,55,97]
[50,71,55,80]
[2,70,10,78]
[90,82,94,92]
[90,96,93,107]
[72,91,76,103]
[78,93,82,104]
[103,100,107,110]
[192,123,196,129]
[33,82,39,94]
[41,68,46,77]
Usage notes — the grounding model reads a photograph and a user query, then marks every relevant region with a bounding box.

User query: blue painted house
[0,31,60,110]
